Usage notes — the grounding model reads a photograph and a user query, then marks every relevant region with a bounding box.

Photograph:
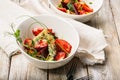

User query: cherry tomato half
[58,8,67,13]
[55,52,66,61]
[55,39,72,54]
[24,38,33,46]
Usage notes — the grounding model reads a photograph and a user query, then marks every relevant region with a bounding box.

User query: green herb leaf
[14,29,20,38]
[32,40,35,46]
[10,23,23,44]
[17,37,22,43]
[89,2,93,4]
[67,2,74,11]
[13,29,23,44]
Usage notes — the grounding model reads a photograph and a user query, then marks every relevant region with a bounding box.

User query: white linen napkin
[0,0,107,65]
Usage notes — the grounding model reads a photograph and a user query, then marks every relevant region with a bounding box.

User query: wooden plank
[86,0,120,80]
[0,48,9,80]
[110,0,120,42]
[49,57,88,80]
[9,54,47,80]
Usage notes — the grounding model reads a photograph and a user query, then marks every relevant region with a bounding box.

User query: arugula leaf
[67,2,74,11]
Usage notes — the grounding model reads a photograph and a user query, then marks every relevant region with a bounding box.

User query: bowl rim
[48,0,104,17]
[17,14,80,63]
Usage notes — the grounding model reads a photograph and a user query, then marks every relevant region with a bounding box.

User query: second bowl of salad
[48,0,104,22]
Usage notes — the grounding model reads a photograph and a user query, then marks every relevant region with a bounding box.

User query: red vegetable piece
[39,40,48,47]
[55,52,66,61]
[55,39,72,53]
[34,40,48,51]
[32,27,43,36]
[82,4,93,12]
[48,28,55,35]
[79,10,86,15]
[58,8,67,12]
[48,28,52,33]
[74,3,81,10]
[37,47,48,57]
[24,38,32,46]
[72,4,79,15]
[63,0,70,4]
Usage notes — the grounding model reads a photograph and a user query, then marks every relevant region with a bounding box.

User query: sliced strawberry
[55,52,66,61]
[55,39,72,54]
[34,40,48,51]
[58,8,67,12]
[24,38,33,46]
[32,27,43,36]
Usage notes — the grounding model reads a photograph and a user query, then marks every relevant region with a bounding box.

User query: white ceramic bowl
[48,0,104,22]
[16,15,79,69]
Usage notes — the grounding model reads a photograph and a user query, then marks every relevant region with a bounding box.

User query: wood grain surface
[0,0,120,80]
[0,47,9,80]
[86,0,120,80]
[9,54,47,80]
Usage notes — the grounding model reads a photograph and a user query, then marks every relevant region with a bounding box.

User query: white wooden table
[0,0,120,80]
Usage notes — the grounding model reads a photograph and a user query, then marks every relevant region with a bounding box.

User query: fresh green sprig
[11,23,22,44]
[89,2,93,4]
[67,2,74,11]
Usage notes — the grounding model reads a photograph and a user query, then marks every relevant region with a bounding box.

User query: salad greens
[57,0,93,15]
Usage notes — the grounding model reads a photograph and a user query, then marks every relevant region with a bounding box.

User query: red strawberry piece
[58,8,67,12]
[55,52,66,61]
[34,40,48,51]
[24,38,32,46]
[55,39,72,54]
[32,27,43,36]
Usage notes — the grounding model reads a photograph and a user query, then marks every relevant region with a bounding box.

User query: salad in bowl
[23,27,72,61]
[48,0,104,22]
[14,15,79,69]
[57,0,93,15]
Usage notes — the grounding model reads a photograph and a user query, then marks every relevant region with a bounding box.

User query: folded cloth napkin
[0,0,107,65]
